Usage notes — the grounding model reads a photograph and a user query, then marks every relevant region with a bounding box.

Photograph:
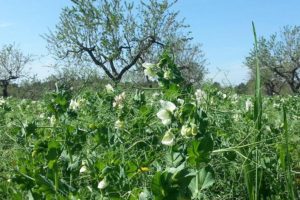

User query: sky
[1,0,300,85]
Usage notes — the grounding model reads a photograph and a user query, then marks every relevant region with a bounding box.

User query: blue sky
[1,0,300,85]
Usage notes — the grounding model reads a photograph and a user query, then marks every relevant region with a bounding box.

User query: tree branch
[116,36,157,80]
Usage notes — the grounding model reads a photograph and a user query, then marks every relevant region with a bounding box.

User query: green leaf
[189,166,215,198]
[151,171,165,199]
[46,141,61,161]
[187,135,213,166]
[164,84,180,99]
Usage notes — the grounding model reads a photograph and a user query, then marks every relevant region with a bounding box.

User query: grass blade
[282,106,297,200]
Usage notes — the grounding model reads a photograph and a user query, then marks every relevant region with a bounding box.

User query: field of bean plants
[0,52,299,199]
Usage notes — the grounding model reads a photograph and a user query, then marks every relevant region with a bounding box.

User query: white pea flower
[79,165,87,173]
[280,98,286,103]
[21,99,27,105]
[142,62,157,80]
[181,124,191,137]
[0,98,5,106]
[231,94,239,103]
[49,115,56,126]
[245,99,253,112]
[105,84,114,93]
[273,103,280,109]
[160,100,176,112]
[217,91,227,99]
[69,99,80,110]
[233,113,240,122]
[177,98,184,105]
[190,123,198,136]
[222,93,227,99]
[157,110,172,125]
[157,100,177,125]
[98,178,108,189]
[113,92,126,109]
[39,113,45,119]
[181,123,198,137]
[115,120,125,130]
[139,191,149,199]
[163,69,173,80]
[161,129,175,146]
[195,89,207,103]
[152,92,160,99]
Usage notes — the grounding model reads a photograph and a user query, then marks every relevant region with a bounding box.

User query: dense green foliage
[0,54,299,199]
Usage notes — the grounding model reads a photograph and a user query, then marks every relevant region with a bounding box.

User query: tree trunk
[288,82,299,94]
[2,81,9,98]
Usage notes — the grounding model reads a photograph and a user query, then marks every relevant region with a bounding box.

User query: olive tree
[246,26,300,95]
[0,44,32,97]
[45,0,206,83]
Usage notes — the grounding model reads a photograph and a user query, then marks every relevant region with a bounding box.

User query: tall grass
[282,106,297,199]
[243,22,263,200]
[252,21,263,200]
[243,23,297,200]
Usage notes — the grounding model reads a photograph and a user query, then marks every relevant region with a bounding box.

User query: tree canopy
[45,0,206,83]
[0,44,32,97]
[246,26,300,95]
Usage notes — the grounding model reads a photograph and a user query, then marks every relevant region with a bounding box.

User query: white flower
[69,99,80,110]
[79,165,87,173]
[181,123,198,137]
[157,100,177,125]
[97,178,108,189]
[152,92,160,99]
[105,84,114,93]
[161,129,175,146]
[273,103,280,109]
[113,92,126,109]
[245,99,253,112]
[177,98,184,105]
[157,109,172,125]
[195,89,206,103]
[142,62,157,80]
[160,100,176,112]
[231,94,239,103]
[233,113,240,122]
[49,115,56,126]
[115,120,125,130]
[139,191,148,199]
[181,125,191,137]
[0,98,5,106]
[265,125,271,132]
[190,123,198,136]
[163,69,173,80]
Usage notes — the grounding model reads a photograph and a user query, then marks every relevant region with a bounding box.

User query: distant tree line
[1,0,300,98]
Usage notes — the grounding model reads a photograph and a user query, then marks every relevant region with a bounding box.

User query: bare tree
[0,44,32,97]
